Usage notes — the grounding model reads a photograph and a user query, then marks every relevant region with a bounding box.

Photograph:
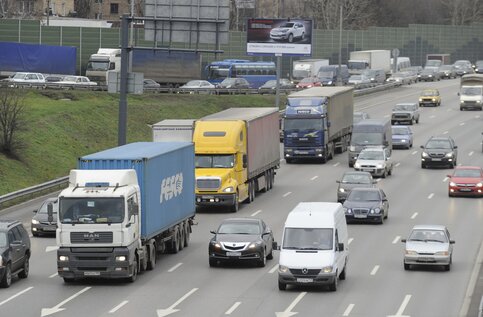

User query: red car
[448,166,483,197]
[296,77,322,89]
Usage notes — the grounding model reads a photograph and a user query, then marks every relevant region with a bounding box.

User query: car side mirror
[447,174,452,178]
[450,240,455,244]
[457,92,460,96]
[210,230,216,234]
[453,146,458,149]
[272,241,279,250]
[336,180,341,183]
[33,209,38,213]
[401,238,407,243]
[47,203,54,223]
[338,243,344,251]
[420,145,424,149]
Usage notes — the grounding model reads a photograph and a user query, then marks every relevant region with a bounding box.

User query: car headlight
[31,219,40,225]
[339,188,345,193]
[428,75,432,77]
[476,183,482,187]
[432,98,436,101]
[279,265,289,273]
[115,256,126,262]
[376,163,384,168]
[422,152,429,158]
[419,98,423,102]
[445,152,453,158]
[354,162,361,168]
[59,255,69,262]
[211,241,221,249]
[435,251,449,256]
[327,81,332,85]
[249,241,262,249]
[322,266,333,273]
[349,146,356,152]
[0,255,2,266]
[223,186,234,193]
[405,250,417,255]
[401,139,407,143]
[344,207,352,214]
[449,182,456,187]
[371,208,381,214]
[477,100,482,104]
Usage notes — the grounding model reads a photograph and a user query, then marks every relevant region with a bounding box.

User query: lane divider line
[411,212,418,219]
[343,304,355,316]
[443,177,448,182]
[168,263,183,273]
[428,193,434,199]
[348,238,354,245]
[333,162,340,167]
[225,302,241,315]
[0,287,33,306]
[411,151,418,155]
[251,210,262,217]
[283,192,292,197]
[109,300,129,314]
[392,236,401,244]
[269,264,279,274]
[370,265,380,276]
[310,176,319,181]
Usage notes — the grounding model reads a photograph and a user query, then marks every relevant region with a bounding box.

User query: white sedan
[53,76,97,86]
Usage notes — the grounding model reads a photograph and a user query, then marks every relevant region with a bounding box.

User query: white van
[278,202,348,291]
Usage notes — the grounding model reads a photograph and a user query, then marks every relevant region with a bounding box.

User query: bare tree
[441,0,483,25]
[74,0,94,18]
[0,88,26,155]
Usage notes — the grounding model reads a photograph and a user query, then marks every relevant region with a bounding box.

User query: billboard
[246,18,312,56]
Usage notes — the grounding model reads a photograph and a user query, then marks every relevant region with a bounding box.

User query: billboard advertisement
[246,18,313,56]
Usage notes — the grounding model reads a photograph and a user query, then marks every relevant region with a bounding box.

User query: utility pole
[337,3,342,86]
[46,0,50,26]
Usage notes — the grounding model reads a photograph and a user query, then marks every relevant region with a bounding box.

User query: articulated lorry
[348,50,391,75]
[426,54,451,66]
[152,119,195,142]
[459,74,483,111]
[283,87,354,163]
[0,42,76,78]
[193,108,280,212]
[54,142,195,282]
[292,59,329,82]
[86,48,201,86]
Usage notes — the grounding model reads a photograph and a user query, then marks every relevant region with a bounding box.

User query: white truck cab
[278,202,348,291]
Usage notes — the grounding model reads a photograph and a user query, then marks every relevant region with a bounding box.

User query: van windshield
[282,228,333,250]
[351,132,383,146]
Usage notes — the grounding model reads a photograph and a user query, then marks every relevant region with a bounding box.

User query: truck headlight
[349,146,356,152]
[339,188,345,193]
[223,186,234,193]
[31,219,40,225]
[477,100,482,104]
[432,98,436,101]
[322,266,333,273]
[476,183,482,187]
[0,255,2,266]
[279,265,289,273]
[116,256,126,262]
[419,98,423,102]
[59,255,69,262]
[422,152,429,158]
[401,139,407,143]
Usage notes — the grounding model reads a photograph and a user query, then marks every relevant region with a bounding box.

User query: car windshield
[350,75,362,80]
[12,73,27,79]
[280,22,295,28]
[341,174,371,184]
[409,229,448,243]
[348,190,381,201]
[185,80,201,86]
[425,140,451,149]
[282,228,333,250]
[0,232,6,248]
[454,61,470,67]
[421,69,434,74]
[38,199,58,214]
[393,104,414,111]
[392,127,409,135]
[262,80,276,87]
[358,150,384,160]
[218,221,260,234]
[300,77,316,83]
[453,169,481,178]
[195,155,235,168]
[461,87,482,96]
[351,133,383,145]
[59,197,125,224]
[439,66,452,70]
[421,90,437,96]
[221,78,236,85]
[62,76,77,82]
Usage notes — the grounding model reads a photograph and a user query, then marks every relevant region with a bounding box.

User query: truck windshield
[351,133,383,145]
[282,228,333,250]
[318,71,334,78]
[59,197,125,224]
[86,61,109,71]
[348,61,367,70]
[195,155,234,168]
[284,118,323,131]
[425,60,441,67]
[208,66,229,80]
[461,87,482,96]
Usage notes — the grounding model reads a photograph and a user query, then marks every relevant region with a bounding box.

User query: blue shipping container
[78,142,195,240]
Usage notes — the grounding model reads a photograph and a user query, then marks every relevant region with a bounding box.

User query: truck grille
[196,178,221,190]
[70,232,113,244]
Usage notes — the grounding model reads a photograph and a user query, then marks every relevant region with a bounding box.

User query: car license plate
[44,226,56,231]
[459,188,472,192]
[296,278,313,283]
[226,252,241,257]
[202,195,214,199]
[363,169,374,172]
[84,271,100,276]
[295,151,308,155]
[432,158,442,161]
[354,214,367,219]
[417,257,434,262]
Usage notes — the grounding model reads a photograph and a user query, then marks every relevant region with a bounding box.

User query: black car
[143,79,161,89]
[0,220,31,288]
[209,218,274,267]
[336,171,376,203]
[420,136,458,169]
[217,78,250,89]
[342,188,389,224]
[454,60,474,76]
[258,79,295,94]
[475,61,483,74]
[31,197,58,236]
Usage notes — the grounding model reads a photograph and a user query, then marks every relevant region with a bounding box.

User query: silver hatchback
[401,225,455,271]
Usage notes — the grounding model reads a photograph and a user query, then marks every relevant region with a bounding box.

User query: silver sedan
[401,225,455,271]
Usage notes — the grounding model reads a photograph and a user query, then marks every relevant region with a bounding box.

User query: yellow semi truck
[193,108,280,212]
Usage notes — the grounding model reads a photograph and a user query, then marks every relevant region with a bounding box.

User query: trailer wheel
[169,228,180,253]
[267,169,273,190]
[178,226,184,251]
[184,222,190,247]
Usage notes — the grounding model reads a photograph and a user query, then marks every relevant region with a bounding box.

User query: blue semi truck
[53,142,195,282]
[283,87,354,163]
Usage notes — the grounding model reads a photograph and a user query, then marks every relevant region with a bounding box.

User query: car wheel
[230,193,239,212]
[382,169,387,178]
[32,231,39,237]
[444,262,451,271]
[278,280,287,291]
[421,163,426,169]
[285,158,293,164]
[409,119,413,125]
[328,273,338,291]
[0,263,12,288]
[379,214,384,224]
[18,255,30,279]
[404,262,410,270]
[301,32,305,40]
[288,34,294,43]
[209,258,218,267]
[416,117,419,124]
[63,277,75,283]
[267,245,274,260]
[339,263,347,280]
[258,250,267,267]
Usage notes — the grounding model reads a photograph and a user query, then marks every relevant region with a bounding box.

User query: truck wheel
[268,169,274,190]
[128,258,138,283]
[339,262,347,280]
[146,243,156,271]
[328,273,338,291]
[230,194,239,213]
[178,228,184,251]
[170,229,180,253]
[63,277,75,283]
[184,222,190,247]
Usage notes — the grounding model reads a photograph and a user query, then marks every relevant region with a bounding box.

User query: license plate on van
[296,278,313,283]
[84,271,100,276]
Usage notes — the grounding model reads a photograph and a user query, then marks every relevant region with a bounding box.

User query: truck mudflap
[195,193,236,207]
[57,246,135,279]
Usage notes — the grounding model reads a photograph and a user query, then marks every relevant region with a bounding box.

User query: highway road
[1,78,482,317]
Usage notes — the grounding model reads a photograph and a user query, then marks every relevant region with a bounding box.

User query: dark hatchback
[209,218,274,267]
[420,136,458,169]
[336,171,376,203]
[0,220,31,288]
[342,188,389,224]
[31,197,58,236]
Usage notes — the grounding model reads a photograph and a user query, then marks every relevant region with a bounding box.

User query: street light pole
[46,0,50,26]
[337,3,342,86]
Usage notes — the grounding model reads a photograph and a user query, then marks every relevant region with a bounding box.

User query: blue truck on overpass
[0,41,76,78]
[283,87,354,163]
[53,142,195,283]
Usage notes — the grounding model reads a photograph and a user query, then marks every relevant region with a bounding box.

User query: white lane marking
[49,273,58,278]
[41,287,91,317]
[429,115,436,119]
[469,151,474,156]
[168,263,183,273]
[387,294,412,317]
[428,193,434,199]
[476,115,481,119]
[370,265,380,276]
[392,236,401,244]
[225,302,241,315]
[46,246,59,252]
[459,122,465,126]
[251,210,262,217]
[283,192,292,197]
[443,177,448,182]
[276,292,307,316]
[443,130,449,134]
[343,304,355,316]
[411,212,418,220]
[447,108,451,112]
[156,288,198,317]
[395,162,400,167]
[384,114,390,118]
[269,264,279,274]
[0,287,33,306]
[411,150,418,155]
[109,300,129,314]
[333,162,340,167]
[458,163,462,166]
[348,238,354,245]
[310,176,318,181]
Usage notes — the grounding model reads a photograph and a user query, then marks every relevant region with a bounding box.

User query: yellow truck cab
[193,108,280,212]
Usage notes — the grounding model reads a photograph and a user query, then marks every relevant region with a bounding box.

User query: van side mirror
[453,145,458,149]
[210,230,216,234]
[242,154,248,168]
[420,145,424,149]
[47,203,54,223]
[337,243,344,251]
[401,238,407,243]
[450,240,455,244]
[457,92,460,96]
